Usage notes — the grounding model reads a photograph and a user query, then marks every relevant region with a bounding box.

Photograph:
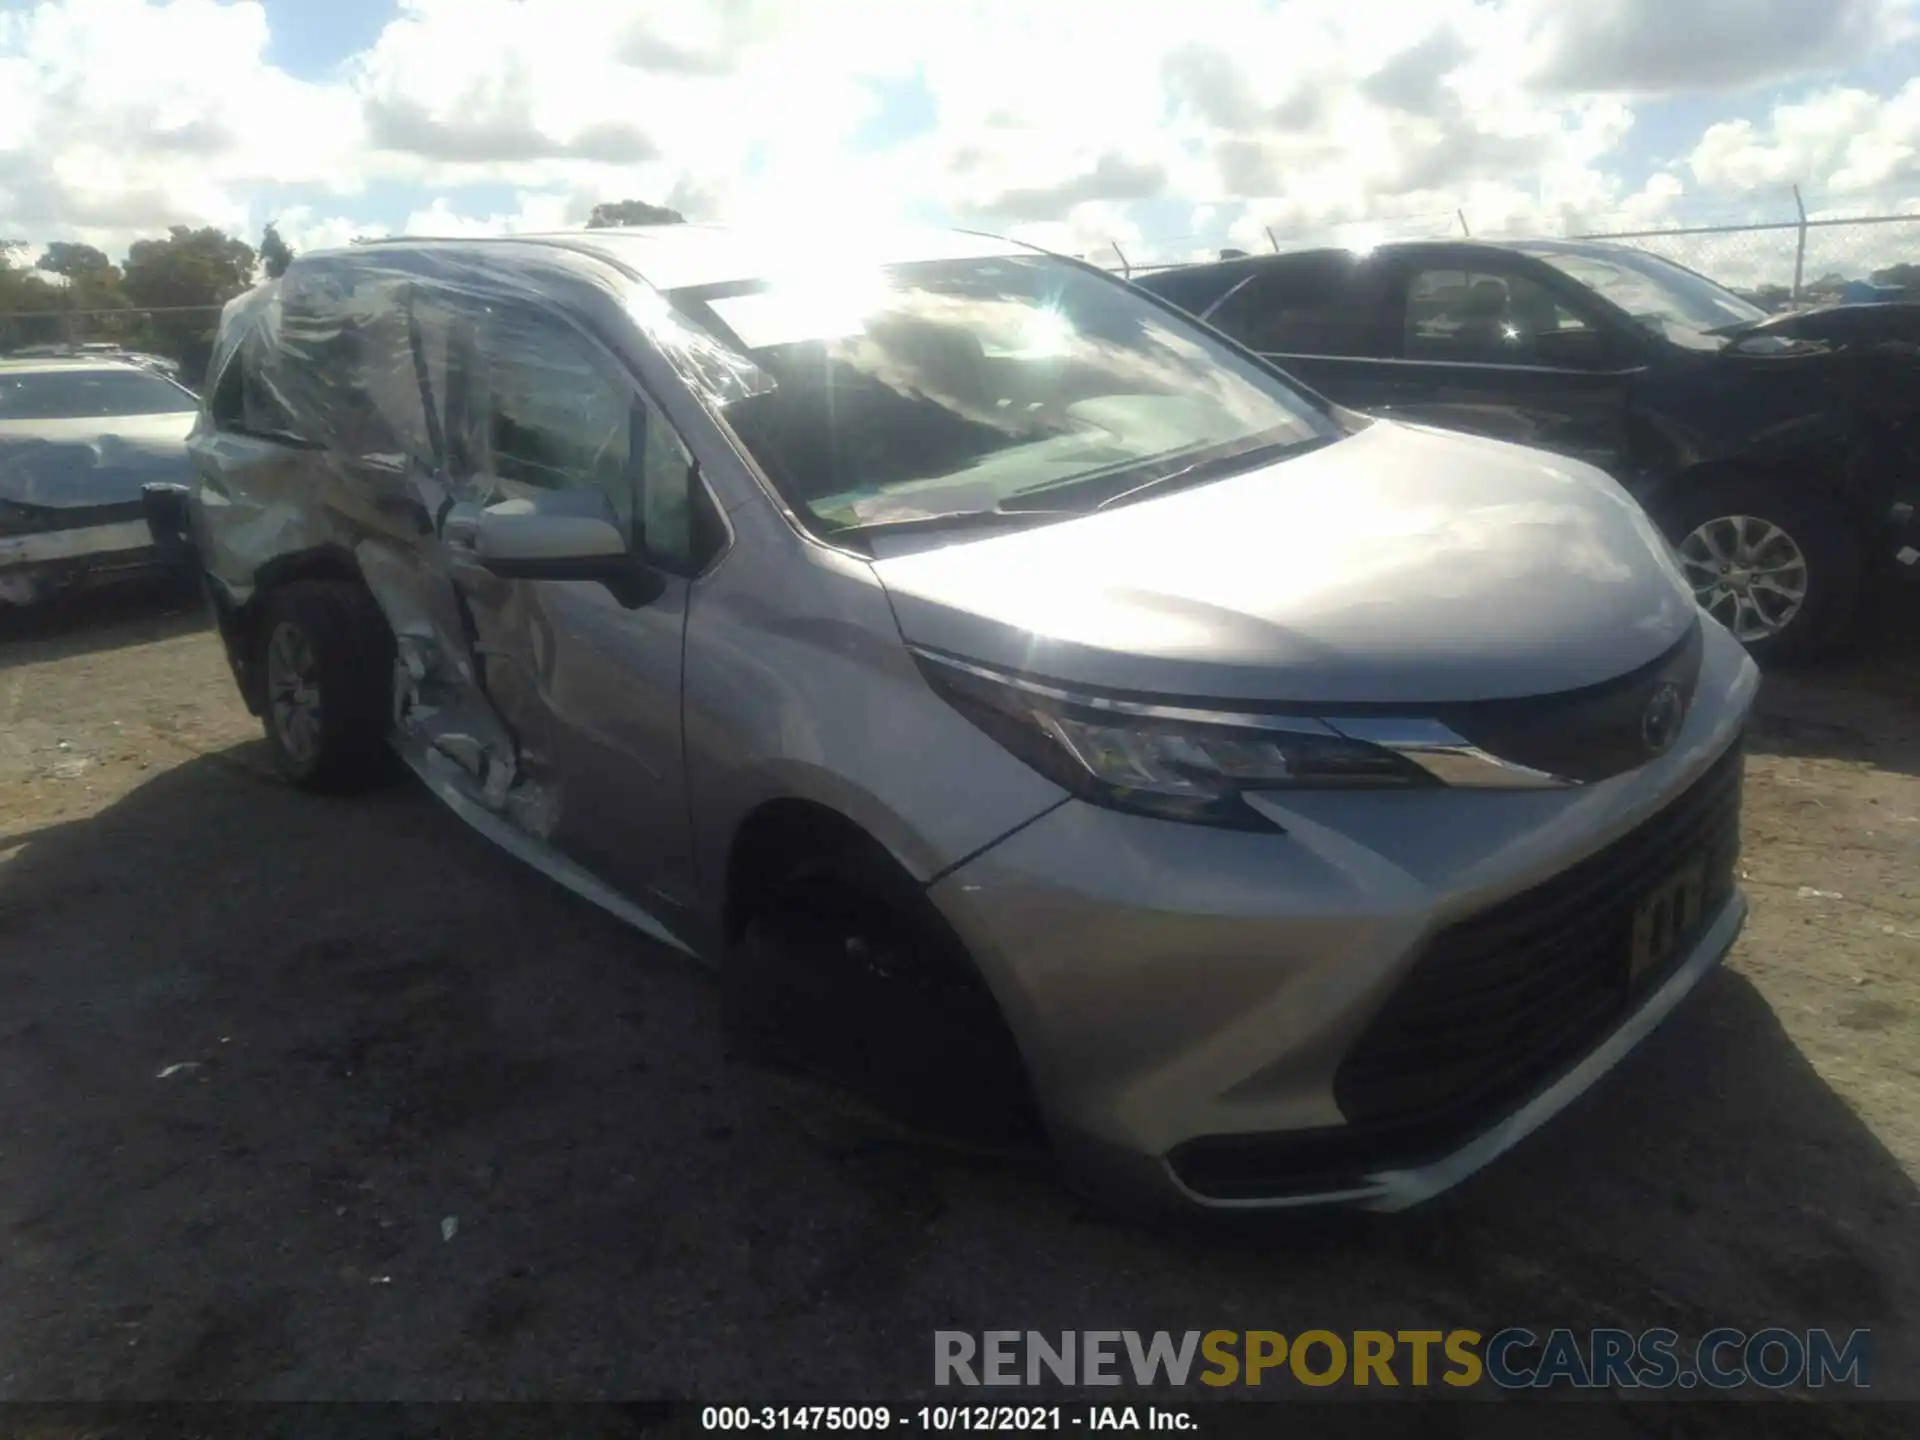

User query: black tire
[1654,475,1863,666]
[726,844,1040,1150]
[255,579,396,792]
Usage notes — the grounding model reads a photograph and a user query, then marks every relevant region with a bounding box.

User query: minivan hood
[869,421,1698,704]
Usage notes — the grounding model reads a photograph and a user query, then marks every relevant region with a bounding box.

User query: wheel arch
[222,544,380,714]
[1641,442,1878,544]
[718,792,1046,1143]
[722,796,912,943]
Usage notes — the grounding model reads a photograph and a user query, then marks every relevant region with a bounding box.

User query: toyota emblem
[1641,682,1685,755]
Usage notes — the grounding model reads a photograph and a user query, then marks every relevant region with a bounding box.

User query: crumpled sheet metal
[200,240,774,849]
[354,534,555,834]
[189,447,359,609]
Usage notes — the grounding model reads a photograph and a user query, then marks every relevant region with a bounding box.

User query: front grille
[1169,739,1743,1202]
[1431,621,1705,783]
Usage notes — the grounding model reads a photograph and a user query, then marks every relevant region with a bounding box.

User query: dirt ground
[0,580,1915,1428]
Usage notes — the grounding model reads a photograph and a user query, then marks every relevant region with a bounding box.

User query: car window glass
[242,357,304,438]
[412,296,671,553]
[473,312,634,538]
[635,393,696,570]
[1404,268,1595,366]
[677,254,1335,536]
[357,306,435,467]
[0,368,196,420]
[1208,262,1374,356]
[208,338,305,443]
[1522,247,1766,337]
[209,352,245,429]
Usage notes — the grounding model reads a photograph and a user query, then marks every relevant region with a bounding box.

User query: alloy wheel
[266,621,323,764]
[1676,514,1811,644]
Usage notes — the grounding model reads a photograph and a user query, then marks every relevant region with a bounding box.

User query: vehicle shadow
[1746,582,1920,777]
[1178,963,1919,1310]
[0,742,1914,1418]
[0,576,208,668]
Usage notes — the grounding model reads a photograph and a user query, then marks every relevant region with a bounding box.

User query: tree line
[0,200,685,386]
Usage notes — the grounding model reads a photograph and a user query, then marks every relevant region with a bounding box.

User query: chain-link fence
[0,304,225,390]
[1580,215,1920,305]
[1094,186,1920,305]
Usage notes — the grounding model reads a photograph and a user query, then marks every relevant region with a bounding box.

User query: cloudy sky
[2,0,1917,281]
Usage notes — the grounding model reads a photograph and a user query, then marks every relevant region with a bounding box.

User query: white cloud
[0,0,363,255]
[270,207,368,255]
[400,191,584,238]
[1688,80,1920,195]
[0,0,1914,289]
[1520,0,1915,97]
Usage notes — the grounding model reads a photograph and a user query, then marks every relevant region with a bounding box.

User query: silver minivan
[159,223,1758,1212]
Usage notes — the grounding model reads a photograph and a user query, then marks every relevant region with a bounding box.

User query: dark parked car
[1136,239,1920,661]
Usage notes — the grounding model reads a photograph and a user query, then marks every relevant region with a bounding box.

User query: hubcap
[1676,514,1810,644]
[266,621,322,764]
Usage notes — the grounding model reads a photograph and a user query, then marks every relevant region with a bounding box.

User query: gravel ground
[0,582,1915,1430]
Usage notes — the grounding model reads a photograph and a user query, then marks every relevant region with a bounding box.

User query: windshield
[666,255,1338,535]
[0,367,196,421]
[1520,247,1766,342]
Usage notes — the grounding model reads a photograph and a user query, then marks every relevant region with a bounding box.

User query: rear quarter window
[208,332,310,445]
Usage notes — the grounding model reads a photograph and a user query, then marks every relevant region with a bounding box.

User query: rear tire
[726,844,1040,1150]
[255,580,396,792]
[1655,475,1863,666]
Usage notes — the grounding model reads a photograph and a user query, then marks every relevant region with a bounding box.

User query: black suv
[1137,239,1919,661]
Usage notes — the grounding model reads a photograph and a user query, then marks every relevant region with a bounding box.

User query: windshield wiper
[826,506,1076,541]
[824,433,1340,540]
[1091,434,1339,511]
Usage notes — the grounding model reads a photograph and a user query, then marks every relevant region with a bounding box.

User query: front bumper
[0,511,179,606]
[929,619,1761,1211]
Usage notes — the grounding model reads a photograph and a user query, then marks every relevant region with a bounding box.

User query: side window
[208,348,245,429]
[442,306,636,538]
[1403,267,1597,366]
[636,393,697,571]
[208,334,307,443]
[1206,261,1379,357]
[425,295,702,569]
[357,302,437,467]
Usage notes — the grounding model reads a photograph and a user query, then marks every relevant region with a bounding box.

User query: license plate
[1630,858,1709,984]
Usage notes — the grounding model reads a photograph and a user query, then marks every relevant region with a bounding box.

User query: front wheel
[256,580,396,792]
[1657,477,1863,665]
[726,846,1040,1150]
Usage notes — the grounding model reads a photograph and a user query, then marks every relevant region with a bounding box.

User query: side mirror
[445,488,666,608]
[472,500,626,570]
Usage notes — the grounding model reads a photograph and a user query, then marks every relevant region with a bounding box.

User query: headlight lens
[917,651,1437,830]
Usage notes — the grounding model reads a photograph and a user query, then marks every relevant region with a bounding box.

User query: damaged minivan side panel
[182,237,1070,964]
[186,246,714,947]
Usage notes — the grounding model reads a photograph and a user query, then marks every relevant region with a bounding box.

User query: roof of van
[348,222,1036,294]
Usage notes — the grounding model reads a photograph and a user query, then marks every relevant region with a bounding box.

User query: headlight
[915,650,1437,830]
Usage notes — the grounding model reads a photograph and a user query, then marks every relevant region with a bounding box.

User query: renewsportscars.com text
[934,1328,1872,1391]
